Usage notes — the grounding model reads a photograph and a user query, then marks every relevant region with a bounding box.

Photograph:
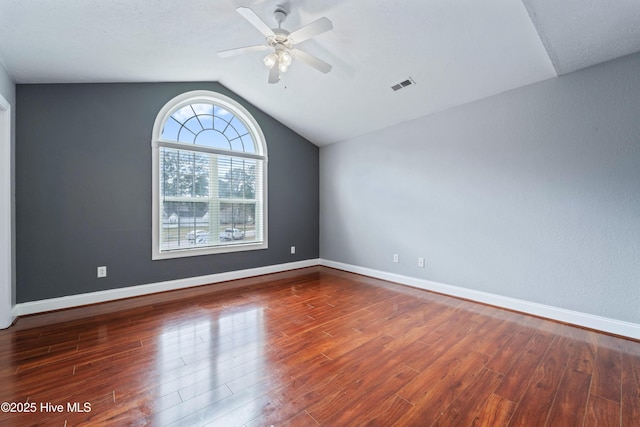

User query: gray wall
[0,63,16,307]
[320,52,640,324]
[16,82,319,303]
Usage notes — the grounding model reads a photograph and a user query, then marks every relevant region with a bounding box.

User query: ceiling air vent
[391,77,416,92]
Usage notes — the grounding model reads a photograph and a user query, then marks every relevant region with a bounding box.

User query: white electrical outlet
[97,266,107,278]
[418,257,425,268]
[393,254,399,263]
[291,246,296,254]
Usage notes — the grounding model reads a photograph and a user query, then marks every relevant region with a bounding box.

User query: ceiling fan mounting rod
[273,6,289,28]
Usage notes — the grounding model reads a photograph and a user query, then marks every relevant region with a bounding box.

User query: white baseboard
[0,312,13,329]
[0,305,16,329]
[14,259,320,317]
[13,257,640,340]
[320,259,640,341]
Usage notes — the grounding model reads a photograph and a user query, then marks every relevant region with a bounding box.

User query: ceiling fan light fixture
[280,51,292,67]
[278,62,289,73]
[263,53,277,68]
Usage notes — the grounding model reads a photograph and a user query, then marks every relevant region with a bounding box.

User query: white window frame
[151,90,268,260]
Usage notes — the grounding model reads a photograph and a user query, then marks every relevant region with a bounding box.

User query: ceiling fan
[218,6,333,84]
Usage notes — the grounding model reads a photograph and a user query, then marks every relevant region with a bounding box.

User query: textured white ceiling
[522,0,640,75]
[0,0,638,146]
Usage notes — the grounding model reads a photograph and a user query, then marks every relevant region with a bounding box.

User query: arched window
[151,91,267,259]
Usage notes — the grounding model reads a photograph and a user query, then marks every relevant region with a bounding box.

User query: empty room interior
[1,1,640,426]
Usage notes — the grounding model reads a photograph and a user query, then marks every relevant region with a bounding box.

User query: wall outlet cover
[97,266,107,278]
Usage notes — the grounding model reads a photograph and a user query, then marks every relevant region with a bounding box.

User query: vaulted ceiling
[1,0,639,146]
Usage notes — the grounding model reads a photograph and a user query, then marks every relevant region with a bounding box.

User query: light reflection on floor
[155,307,266,425]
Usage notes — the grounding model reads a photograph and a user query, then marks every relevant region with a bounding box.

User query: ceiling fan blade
[268,63,280,84]
[217,44,268,58]
[289,17,333,43]
[292,49,332,73]
[236,7,275,38]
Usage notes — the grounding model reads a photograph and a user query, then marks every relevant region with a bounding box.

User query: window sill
[152,241,268,260]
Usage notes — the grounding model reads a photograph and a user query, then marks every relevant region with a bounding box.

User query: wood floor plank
[356,394,415,426]
[592,344,622,403]
[228,358,333,425]
[431,367,503,427]
[545,369,592,426]
[493,331,555,403]
[393,351,489,425]
[568,339,597,375]
[305,342,402,422]
[0,266,638,426]
[317,364,418,426]
[470,393,517,427]
[621,351,640,426]
[584,395,620,427]
[505,335,576,427]
[398,309,481,374]
[382,301,451,352]
[472,316,525,360]
[260,410,319,427]
[16,338,143,373]
[485,326,537,374]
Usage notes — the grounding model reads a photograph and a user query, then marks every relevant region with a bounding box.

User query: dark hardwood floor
[1,266,639,426]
